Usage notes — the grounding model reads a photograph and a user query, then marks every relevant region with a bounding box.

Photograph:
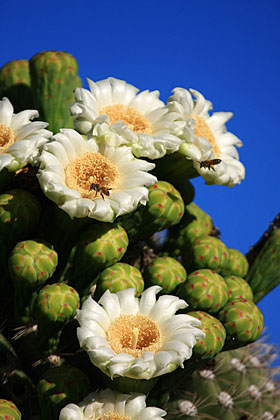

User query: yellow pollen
[191,115,220,157]
[100,104,153,134]
[0,124,15,154]
[97,411,131,420]
[65,152,120,199]
[106,314,164,358]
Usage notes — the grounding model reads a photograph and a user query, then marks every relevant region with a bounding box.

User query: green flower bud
[163,202,213,257]
[188,311,226,359]
[32,283,80,354]
[70,223,129,294]
[178,269,229,314]
[184,236,229,274]
[144,256,186,293]
[118,181,185,242]
[218,298,264,347]
[94,262,144,300]
[9,240,58,288]
[224,275,254,302]
[221,248,249,277]
[8,240,58,324]
[0,189,41,295]
[0,399,21,420]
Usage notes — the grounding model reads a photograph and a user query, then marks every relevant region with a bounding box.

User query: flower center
[106,314,164,358]
[65,152,120,199]
[97,412,131,420]
[100,105,153,134]
[191,115,220,157]
[0,124,15,153]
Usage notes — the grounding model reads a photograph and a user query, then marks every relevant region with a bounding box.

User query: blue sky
[1,0,279,343]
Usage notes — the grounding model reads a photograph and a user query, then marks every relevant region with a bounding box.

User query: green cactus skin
[171,370,238,420]
[178,269,229,314]
[37,365,91,420]
[224,275,254,302]
[32,283,80,354]
[118,181,185,242]
[184,235,229,274]
[152,152,198,184]
[0,189,41,248]
[171,179,195,206]
[221,248,249,278]
[0,334,18,377]
[94,262,144,300]
[0,59,33,112]
[0,399,21,420]
[39,201,91,283]
[218,298,264,348]
[246,228,280,303]
[0,370,35,411]
[29,50,81,133]
[8,240,58,324]
[188,311,226,359]
[164,342,280,420]
[151,152,196,204]
[69,223,129,294]
[143,256,187,293]
[163,202,213,257]
[183,202,213,243]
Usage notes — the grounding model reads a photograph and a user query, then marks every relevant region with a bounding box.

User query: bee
[89,183,112,200]
[199,159,222,171]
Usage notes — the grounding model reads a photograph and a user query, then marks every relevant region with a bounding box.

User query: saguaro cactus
[0,50,278,420]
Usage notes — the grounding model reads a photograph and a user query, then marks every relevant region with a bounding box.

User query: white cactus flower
[59,388,166,420]
[71,77,183,159]
[76,286,205,380]
[167,88,245,186]
[37,128,157,221]
[0,97,51,171]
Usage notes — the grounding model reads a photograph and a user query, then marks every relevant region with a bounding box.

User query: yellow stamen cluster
[101,104,153,134]
[65,152,120,199]
[106,314,164,358]
[0,124,15,154]
[191,115,220,157]
[97,411,131,420]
